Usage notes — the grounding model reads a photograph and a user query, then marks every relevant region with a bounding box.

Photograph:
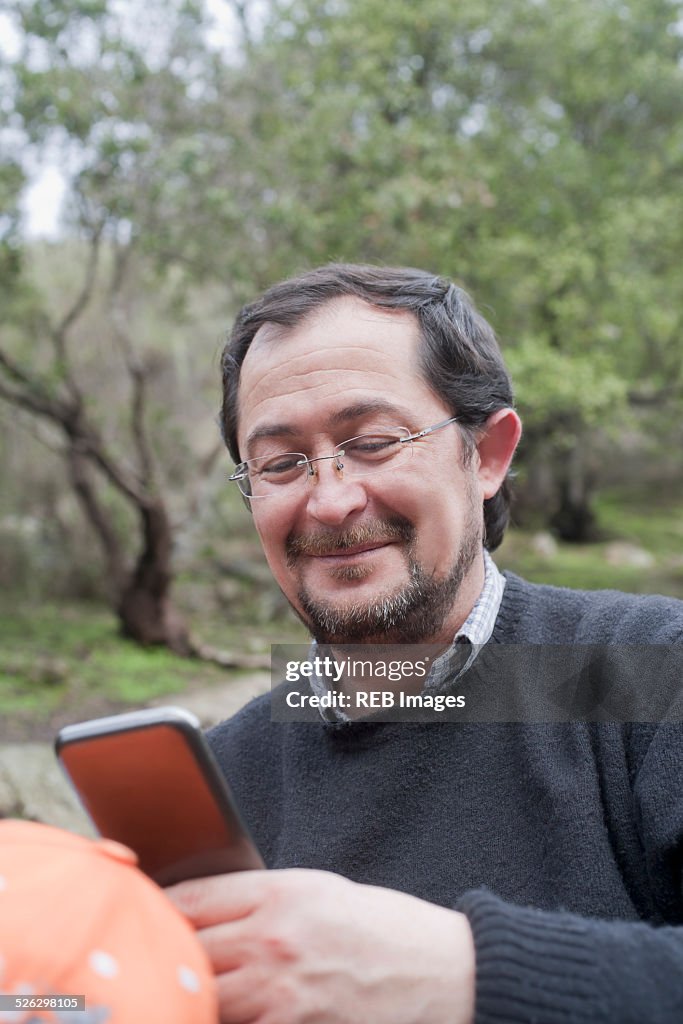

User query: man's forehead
[236,297,432,453]
[248,295,419,354]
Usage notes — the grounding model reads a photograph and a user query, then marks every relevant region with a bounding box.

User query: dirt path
[0,672,270,834]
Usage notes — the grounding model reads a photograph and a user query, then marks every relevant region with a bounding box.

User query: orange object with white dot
[0,820,218,1022]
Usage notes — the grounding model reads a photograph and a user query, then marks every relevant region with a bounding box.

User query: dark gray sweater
[208,573,683,1023]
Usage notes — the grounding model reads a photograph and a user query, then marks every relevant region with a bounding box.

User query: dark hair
[220,263,515,550]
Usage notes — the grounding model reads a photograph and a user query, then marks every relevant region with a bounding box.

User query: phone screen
[57,713,264,884]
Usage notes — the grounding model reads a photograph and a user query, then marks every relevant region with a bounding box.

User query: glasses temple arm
[401,416,459,443]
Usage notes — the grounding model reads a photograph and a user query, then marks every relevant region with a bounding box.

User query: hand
[166,868,475,1024]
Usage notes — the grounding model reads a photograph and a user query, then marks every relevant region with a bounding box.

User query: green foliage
[247,0,683,410]
[7,0,683,405]
[506,342,628,430]
[2,0,683,600]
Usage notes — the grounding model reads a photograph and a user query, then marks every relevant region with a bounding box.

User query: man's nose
[304,460,369,525]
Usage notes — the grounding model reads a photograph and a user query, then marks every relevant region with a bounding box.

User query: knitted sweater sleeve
[457,720,683,1024]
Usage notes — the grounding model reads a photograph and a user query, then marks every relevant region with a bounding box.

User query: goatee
[287,512,481,645]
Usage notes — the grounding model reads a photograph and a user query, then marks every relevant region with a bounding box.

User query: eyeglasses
[229,416,459,499]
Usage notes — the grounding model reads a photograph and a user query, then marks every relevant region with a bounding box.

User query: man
[167,264,683,1023]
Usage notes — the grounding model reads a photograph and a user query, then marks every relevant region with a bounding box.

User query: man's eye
[345,436,401,459]
[259,455,302,477]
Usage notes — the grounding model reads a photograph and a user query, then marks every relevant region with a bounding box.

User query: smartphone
[55,706,264,886]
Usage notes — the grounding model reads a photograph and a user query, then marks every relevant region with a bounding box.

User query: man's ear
[475,408,522,500]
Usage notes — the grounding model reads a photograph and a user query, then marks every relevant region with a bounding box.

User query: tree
[0,0,228,652]
[202,0,683,538]
[3,0,683,621]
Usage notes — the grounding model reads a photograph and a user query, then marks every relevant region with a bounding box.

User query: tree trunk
[0,234,199,659]
[510,443,556,529]
[549,442,598,542]
[117,499,192,655]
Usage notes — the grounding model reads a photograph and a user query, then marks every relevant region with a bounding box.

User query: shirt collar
[456,548,505,647]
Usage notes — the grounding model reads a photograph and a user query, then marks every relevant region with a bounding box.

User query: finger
[214,966,268,1024]
[166,870,269,928]
[194,919,255,974]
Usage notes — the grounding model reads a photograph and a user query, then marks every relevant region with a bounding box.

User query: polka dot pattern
[89,950,119,979]
[0,811,217,1021]
[178,964,201,993]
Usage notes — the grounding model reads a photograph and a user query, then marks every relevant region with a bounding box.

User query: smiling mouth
[312,542,392,560]
[286,518,414,568]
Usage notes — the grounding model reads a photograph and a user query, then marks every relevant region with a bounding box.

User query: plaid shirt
[311,549,505,721]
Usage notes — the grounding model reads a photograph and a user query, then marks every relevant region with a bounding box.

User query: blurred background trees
[1,0,682,669]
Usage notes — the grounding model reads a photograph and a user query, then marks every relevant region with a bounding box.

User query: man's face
[236,297,488,645]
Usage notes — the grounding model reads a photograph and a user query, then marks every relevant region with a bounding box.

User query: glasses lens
[339,430,411,477]
[238,453,307,498]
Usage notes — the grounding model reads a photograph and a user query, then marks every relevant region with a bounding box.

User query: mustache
[286,517,414,563]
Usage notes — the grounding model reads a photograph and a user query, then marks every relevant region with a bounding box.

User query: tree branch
[107,245,158,488]
[173,439,225,540]
[0,404,65,458]
[227,0,254,50]
[627,385,683,408]
[188,639,271,670]
[0,347,61,403]
[50,223,104,408]
[71,427,149,507]
[66,446,129,596]
[53,227,102,341]
[0,365,70,423]
[0,351,147,507]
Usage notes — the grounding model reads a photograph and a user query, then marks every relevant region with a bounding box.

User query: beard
[285,497,482,645]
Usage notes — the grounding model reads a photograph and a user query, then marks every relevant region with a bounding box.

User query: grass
[593,488,683,557]
[497,535,683,596]
[497,484,683,598]
[0,602,231,718]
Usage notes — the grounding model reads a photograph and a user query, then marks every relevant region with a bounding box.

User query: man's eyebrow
[245,423,298,450]
[328,400,408,426]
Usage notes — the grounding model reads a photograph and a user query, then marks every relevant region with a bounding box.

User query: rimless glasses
[229,416,460,499]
